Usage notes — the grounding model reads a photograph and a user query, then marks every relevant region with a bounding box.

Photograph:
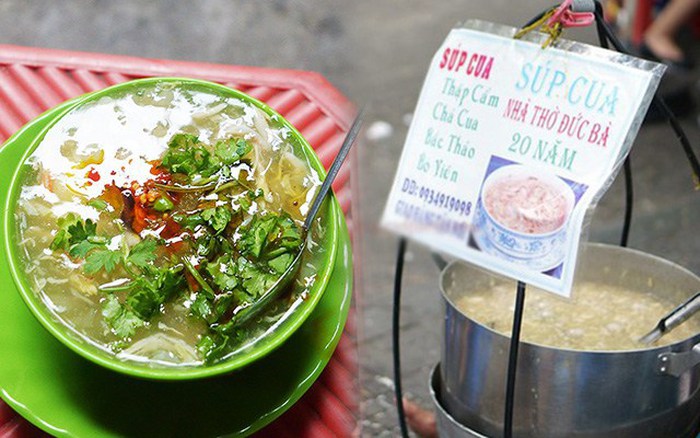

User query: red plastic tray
[0,45,358,438]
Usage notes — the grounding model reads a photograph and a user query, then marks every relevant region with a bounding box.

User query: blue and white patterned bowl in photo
[472,165,575,272]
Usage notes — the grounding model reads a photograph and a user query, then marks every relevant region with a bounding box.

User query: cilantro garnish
[190,293,215,323]
[237,214,302,262]
[50,215,160,277]
[51,215,115,275]
[102,294,144,338]
[201,206,232,234]
[173,212,204,230]
[197,333,229,362]
[84,249,122,275]
[47,130,307,364]
[68,239,105,259]
[205,254,239,291]
[125,266,185,320]
[67,218,98,245]
[268,253,294,274]
[238,215,277,259]
[213,138,252,166]
[237,257,277,299]
[160,134,213,176]
[50,213,93,251]
[126,238,159,268]
[159,134,251,183]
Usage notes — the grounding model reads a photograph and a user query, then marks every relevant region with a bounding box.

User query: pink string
[547,0,595,28]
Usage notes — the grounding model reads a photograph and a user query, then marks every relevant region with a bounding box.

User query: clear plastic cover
[382,19,665,296]
[465,20,666,295]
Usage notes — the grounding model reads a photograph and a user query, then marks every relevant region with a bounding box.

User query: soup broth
[453,280,700,350]
[14,82,326,367]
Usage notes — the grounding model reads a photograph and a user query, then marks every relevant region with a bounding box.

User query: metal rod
[503,281,527,438]
[621,157,633,247]
[593,2,634,248]
[392,238,410,438]
[431,252,448,271]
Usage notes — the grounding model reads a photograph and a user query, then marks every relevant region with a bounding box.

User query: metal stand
[503,281,527,438]
[499,3,700,437]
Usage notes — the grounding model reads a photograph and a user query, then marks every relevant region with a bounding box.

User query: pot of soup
[440,243,700,437]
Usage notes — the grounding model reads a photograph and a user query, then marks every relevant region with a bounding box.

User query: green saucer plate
[0,93,353,437]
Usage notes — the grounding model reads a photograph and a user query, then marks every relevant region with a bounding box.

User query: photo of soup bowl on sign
[472,160,578,274]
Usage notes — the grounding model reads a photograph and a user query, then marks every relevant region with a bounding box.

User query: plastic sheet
[382,19,665,296]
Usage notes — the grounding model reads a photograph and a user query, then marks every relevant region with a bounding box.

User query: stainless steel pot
[441,243,700,437]
[430,363,488,438]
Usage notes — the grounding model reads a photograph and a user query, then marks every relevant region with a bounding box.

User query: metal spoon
[230,108,364,328]
[640,291,700,345]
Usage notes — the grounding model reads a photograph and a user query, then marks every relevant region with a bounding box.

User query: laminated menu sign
[381,20,664,297]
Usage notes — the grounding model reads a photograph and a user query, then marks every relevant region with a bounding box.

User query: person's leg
[403,398,438,438]
[644,0,700,62]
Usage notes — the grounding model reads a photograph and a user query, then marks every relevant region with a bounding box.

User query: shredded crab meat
[121,333,198,363]
[192,102,227,121]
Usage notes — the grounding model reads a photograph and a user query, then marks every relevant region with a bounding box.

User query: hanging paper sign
[381,20,664,297]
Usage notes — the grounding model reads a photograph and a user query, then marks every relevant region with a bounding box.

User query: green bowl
[3,77,341,380]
